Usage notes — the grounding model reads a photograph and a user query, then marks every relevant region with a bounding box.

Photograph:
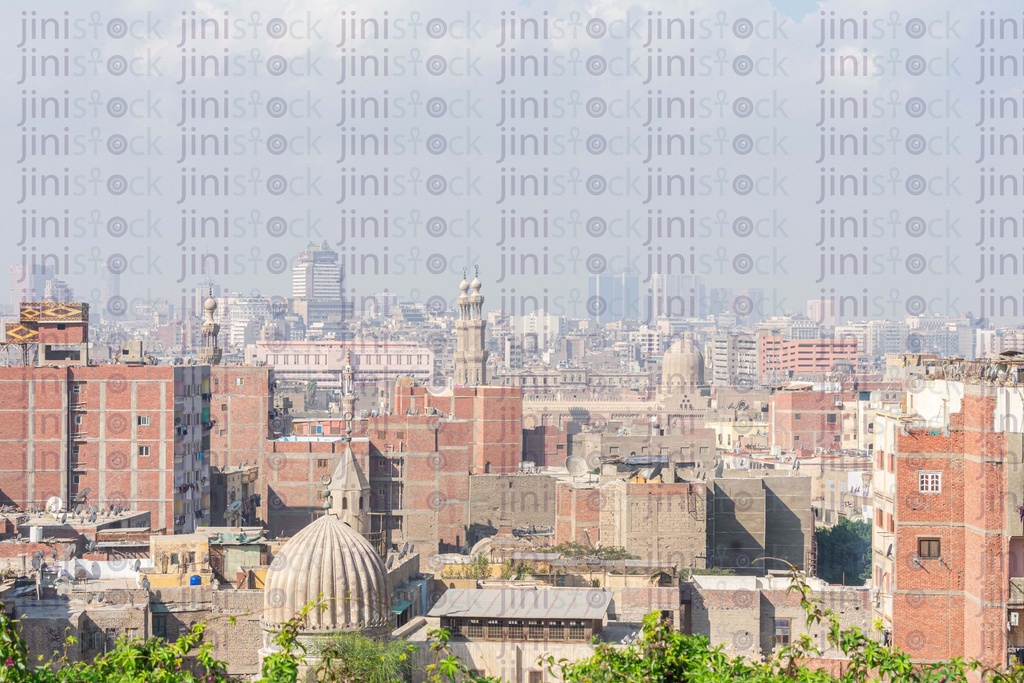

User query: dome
[661,338,705,389]
[203,297,217,312]
[262,514,389,634]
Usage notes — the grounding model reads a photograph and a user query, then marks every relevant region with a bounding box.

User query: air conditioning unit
[1011,611,1019,627]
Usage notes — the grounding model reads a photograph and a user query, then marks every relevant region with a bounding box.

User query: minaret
[327,440,370,535]
[341,351,356,420]
[198,293,221,365]
[454,268,488,386]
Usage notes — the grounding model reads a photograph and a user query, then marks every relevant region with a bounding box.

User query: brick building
[0,364,210,534]
[872,359,1024,674]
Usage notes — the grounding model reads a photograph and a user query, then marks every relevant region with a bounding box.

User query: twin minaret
[454,267,488,387]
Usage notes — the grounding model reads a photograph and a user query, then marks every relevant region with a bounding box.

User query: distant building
[9,264,53,307]
[291,240,346,325]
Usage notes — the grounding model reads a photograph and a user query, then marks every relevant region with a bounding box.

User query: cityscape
[4,1,1024,682]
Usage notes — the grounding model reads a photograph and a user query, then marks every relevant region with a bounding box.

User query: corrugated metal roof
[427,588,609,620]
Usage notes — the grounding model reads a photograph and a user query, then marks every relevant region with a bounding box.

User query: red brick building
[0,363,210,534]
[769,389,860,452]
[873,365,1024,675]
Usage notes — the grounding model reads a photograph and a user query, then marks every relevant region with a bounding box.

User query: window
[548,622,564,640]
[235,378,243,386]
[827,414,837,424]
[137,416,150,427]
[72,474,80,485]
[528,622,544,640]
[71,384,81,394]
[138,446,150,456]
[466,621,483,638]
[794,413,801,420]
[919,471,941,493]
[221,404,227,411]
[918,538,941,558]
[74,415,83,426]
[568,621,586,640]
[315,425,323,435]
[528,672,543,683]
[508,621,523,640]
[774,619,791,647]
[153,615,166,638]
[317,459,329,469]
[485,620,502,639]
[72,445,80,457]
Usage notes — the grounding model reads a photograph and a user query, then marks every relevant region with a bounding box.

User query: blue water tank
[189,575,201,586]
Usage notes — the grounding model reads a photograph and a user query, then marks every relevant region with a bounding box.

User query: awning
[390,600,412,615]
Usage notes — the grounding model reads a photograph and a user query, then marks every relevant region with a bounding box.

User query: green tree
[311,632,414,683]
[545,543,638,561]
[814,518,871,586]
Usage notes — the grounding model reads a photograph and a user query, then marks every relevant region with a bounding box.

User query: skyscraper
[291,241,346,325]
[9,264,54,307]
[588,271,640,324]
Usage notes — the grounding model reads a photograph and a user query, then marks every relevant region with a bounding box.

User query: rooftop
[428,588,611,621]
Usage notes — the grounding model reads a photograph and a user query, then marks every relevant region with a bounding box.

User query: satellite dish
[386,556,395,569]
[74,504,83,515]
[565,456,588,479]
[89,506,98,514]
[402,542,410,555]
[31,556,40,570]
[76,488,91,500]
[113,505,122,514]
[133,560,141,571]
[46,496,63,513]
[88,513,97,523]
[87,540,97,552]
[226,500,243,514]
[59,513,67,524]
[96,592,104,602]
[141,577,150,590]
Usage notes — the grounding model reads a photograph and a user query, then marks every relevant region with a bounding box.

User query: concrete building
[244,340,434,390]
[9,264,54,308]
[710,333,758,387]
[758,335,858,383]
[685,573,873,662]
[291,240,346,325]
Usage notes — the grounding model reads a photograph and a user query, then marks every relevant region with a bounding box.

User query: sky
[4,0,1018,323]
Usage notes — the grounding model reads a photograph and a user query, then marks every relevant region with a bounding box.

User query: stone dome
[661,338,705,389]
[262,513,389,634]
[203,297,217,312]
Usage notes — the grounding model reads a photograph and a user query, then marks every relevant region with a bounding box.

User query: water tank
[189,575,201,586]
[29,526,42,543]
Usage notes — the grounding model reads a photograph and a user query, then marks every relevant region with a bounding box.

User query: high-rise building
[291,241,346,325]
[710,333,758,386]
[9,264,54,307]
[42,279,74,303]
[589,272,640,324]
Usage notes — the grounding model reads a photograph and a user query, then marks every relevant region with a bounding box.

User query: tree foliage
[814,518,871,586]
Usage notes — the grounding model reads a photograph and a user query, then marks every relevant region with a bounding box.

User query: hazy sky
[4,0,1016,322]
